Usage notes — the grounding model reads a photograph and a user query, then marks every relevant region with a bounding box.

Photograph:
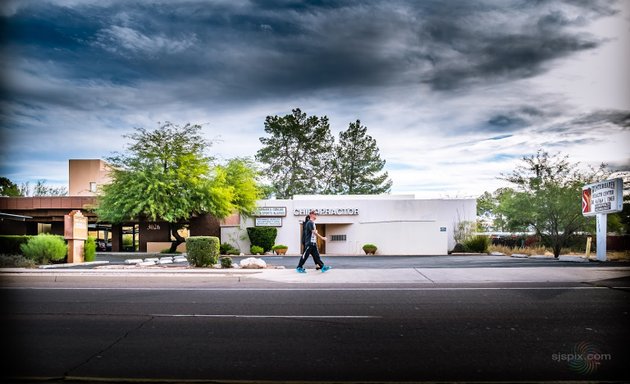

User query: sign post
[582,178,623,262]
[64,210,88,263]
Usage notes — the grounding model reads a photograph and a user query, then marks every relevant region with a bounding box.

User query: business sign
[255,217,282,227]
[582,178,623,216]
[293,208,359,216]
[255,207,286,217]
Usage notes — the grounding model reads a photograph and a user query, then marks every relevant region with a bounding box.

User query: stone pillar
[64,210,88,263]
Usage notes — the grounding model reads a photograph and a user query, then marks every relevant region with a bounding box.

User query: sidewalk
[2,265,629,285]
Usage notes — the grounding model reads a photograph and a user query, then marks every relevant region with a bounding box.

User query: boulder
[239,257,267,269]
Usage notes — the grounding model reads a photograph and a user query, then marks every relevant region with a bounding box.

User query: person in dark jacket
[296,210,330,273]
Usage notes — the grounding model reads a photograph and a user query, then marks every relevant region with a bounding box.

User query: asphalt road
[1,276,629,383]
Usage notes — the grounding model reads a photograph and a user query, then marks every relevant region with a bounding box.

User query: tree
[498,150,608,257]
[96,122,262,252]
[15,180,68,196]
[330,120,392,194]
[477,188,523,232]
[0,177,22,196]
[255,108,334,199]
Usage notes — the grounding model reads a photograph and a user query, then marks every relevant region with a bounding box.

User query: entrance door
[299,223,326,254]
[317,224,326,254]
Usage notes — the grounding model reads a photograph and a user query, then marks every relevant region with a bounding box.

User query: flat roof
[0,212,33,221]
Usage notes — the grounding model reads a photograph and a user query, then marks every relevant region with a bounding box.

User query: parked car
[96,239,112,252]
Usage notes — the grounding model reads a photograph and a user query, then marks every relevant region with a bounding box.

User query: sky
[1,0,629,199]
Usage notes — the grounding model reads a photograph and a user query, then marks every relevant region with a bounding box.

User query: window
[89,182,97,193]
[330,234,346,241]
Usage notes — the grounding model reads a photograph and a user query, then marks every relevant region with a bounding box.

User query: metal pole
[596,213,607,262]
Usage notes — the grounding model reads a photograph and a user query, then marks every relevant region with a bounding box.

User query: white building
[221,195,476,255]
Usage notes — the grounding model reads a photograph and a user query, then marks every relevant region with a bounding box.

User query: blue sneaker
[296,267,306,273]
[321,265,331,273]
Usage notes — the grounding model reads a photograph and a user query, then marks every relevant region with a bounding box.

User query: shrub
[362,243,377,254]
[250,245,264,255]
[272,244,288,254]
[0,235,34,255]
[246,227,277,252]
[84,236,96,262]
[220,256,233,268]
[220,242,239,255]
[0,254,37,268]
[20,234,67,264]
[185,236,220,267]
[451,243,466,253]
[463,235,490,253]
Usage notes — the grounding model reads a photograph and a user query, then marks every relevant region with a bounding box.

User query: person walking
[296,210,330,273]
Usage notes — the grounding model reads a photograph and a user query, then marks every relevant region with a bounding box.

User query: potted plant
[362,243,377,255]
[272,244,288,255]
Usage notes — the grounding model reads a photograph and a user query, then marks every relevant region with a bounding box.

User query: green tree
[18,180,67,196]
[96,122,262,252]
[255,108,335,199]
[330,120,392,194]
[477,188,521,232]
[0,177,22,196]
[499,150,608,257]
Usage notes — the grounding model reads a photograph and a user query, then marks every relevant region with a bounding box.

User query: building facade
[1,159,476,255]
[222,195,476,255]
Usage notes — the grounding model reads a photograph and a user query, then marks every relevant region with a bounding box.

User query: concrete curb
[2,266,629,284]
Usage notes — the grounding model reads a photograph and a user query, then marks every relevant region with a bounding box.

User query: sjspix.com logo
[551,341,611,375]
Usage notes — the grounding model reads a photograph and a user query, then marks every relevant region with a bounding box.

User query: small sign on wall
[255,217,282,227]
[255,207,287,217]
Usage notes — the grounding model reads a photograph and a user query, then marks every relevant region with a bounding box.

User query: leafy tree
[256,108,335,199]
[330,120,392,194]
[96,122,262,252]
[18,180,67,196]
[0,177,22,196]
[498,150,608,257]
[477,188,522,232]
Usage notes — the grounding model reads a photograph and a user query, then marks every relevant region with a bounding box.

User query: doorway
[299,223,326,254]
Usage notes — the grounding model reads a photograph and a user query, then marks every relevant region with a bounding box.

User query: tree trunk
[169,223,185,253]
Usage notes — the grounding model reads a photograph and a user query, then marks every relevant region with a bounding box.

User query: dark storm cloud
[1,0,619,107]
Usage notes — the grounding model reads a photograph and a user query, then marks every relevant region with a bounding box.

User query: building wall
[221,195,476,255]
[68,159,112,196]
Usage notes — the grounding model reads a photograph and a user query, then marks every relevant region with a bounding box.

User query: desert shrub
[463,235,490,253]
[0,254,37,268]
[220,256,233,268]
[84,236,96,262]
[20,234,67,264]
[185,236,220,267]
[220,242,239,255]
[246,227,277,252]
[451,243,466,253]
[250,245,264,255]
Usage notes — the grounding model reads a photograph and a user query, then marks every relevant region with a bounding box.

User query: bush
[220,242,239,255]
[84,236,97,262]
[250,245,264,255]
[220,256,233,268]
[0,235,34,255]
[20,234,67,264]
[362,243,377,254]
[451,243,466,253]
[463,235,490,253]
[272,244,288,254]
[185,236,220,267]
[246,227,277,252]
[0,254,37,268]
